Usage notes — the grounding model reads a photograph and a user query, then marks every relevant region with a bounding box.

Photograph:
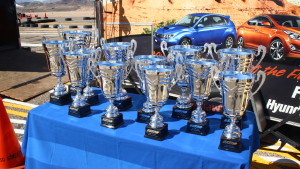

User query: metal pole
[95,0,104,46]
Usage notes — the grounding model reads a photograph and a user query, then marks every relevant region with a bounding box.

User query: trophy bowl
[62,30,92,49]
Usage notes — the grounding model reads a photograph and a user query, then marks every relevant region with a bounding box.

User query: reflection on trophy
[185,59,217,136]
[64,49,92,117]
[83,47,102,106]
[167,46,202,120]
[61,30,92,49]
[102,39,137,111]
[218,71,256,152]
[133,55,166,123]
[143,65,174,141]
[217,46,266,128]
[42,40,72,105]
[96,61,125,129]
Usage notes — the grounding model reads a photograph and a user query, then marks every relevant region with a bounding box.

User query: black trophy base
[136,109,155,123]
[172,105,194,120]
[144,123,168,141]
[86,94,99,106]
[101,113,124,129]
[113,96,133,111]
[218,136,242,153]
[50,92,72,106]
[68,104,91,118]
[186,119,210,136]
[220,115,243,129]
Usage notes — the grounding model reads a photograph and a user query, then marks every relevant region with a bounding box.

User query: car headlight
[283,30,300,40]
[163,34,174,39]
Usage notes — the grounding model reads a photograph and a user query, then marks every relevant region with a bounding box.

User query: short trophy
[64,49,92,117]
[102,39,137,110]
[42,39,72,105]
[133,55,166,123]
[143,65,175,141]
[96,61,125,129]
[83,47,102,105]
[167,45,202,119]
[217,46,266,128]
[185,59,218,136]
[218,71,265,153]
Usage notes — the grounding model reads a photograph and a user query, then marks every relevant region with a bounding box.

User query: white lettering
[291,86,300,99]
[266,99,300,114]
[266,99,276,110]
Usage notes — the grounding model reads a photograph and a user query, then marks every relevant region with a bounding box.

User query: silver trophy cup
[185,58,218,136]
[42,40,72,105]
[133,55,166,123]
[102,39,137,110]
[96,61,125,129]
[143,65,175,141]
[218,71,256,153]
[63,49,92,117]
[61,30,92,49]
[166,45,203,119]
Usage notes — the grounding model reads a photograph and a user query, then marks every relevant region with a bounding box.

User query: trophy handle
[93,28,99,48]
[160,41,167,57]
[130,39,137,56]
[42,35,47,42]
[251,70,266,96]
[100,37,106,47]
[251,45,266,71]
[57,24,64,39]
[203,43,217,60]
[93,47,102,62]
[211,66,221,92]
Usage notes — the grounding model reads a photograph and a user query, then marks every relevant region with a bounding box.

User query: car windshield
[271,15,300,28]
[175,15,200,27]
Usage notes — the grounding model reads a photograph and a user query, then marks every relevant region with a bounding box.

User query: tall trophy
[42,39,72,105]
[143,65,175,141]
[83,47,102,105]
[63,49,92,117]
[96,61,125,129]
[217,46,266,128]
[185,59,218,135]
[218,71,265,152]
[102,40,137,110]
[133,55,166,123]
[60,30,92,49]
[166,46,202,119]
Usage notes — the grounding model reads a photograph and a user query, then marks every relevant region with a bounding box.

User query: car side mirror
[262,21,271,26]
[196,24,204,29]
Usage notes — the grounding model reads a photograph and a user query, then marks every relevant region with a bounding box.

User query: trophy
[42,39,72,105]
[60,30,92,49]
[218,71,265,152]
[83,47,102,105]
[143,65,175,141]
[96,61,125,129]
[102,39,137,110]
[217,46,266,128]
[133,55,166,123]
[166,45,202,119]
[185,59,218,136]
[63,49,92,117]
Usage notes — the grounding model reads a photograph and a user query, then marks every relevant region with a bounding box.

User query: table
[22,91,259,169]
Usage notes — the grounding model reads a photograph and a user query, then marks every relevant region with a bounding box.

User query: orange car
[237,14,300,61]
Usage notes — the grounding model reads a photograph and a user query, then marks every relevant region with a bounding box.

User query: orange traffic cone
[44,13,47,18]
[29,14,32,19]
[0,97,25,169]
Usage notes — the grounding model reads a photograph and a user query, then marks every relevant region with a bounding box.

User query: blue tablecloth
[22,91,259,169]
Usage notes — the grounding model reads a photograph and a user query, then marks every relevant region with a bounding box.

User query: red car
[237,14,300,61]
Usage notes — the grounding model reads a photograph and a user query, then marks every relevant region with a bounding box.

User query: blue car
[153,13,237,48]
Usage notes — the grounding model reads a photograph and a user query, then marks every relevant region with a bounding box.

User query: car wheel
[269,39,285,61]
[180,38,192,45]
[237,36,244,48]
[224,35,234,48]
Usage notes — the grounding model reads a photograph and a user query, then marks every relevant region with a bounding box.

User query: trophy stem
[105,99,119,118]
[72,87,84,107]
[191,100,207,123]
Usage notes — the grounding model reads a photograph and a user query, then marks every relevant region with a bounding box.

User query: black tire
[44,17,48,19]
[53,24,59,28]
[269,39,285,62]
[30,23,38,27]
[83,25,93,29]
[25,23,30,27]
[40,24,49,28]
[65,18,72,21]
[83,17,90,20]
[69,25,78,29]
[179,38,192,45]
[36,17,41,19]
[89,17,96,20]
[237,36,244,48]
[224,35,234,48]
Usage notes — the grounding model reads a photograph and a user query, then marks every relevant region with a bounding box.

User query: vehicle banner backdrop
[100,0,300,125]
